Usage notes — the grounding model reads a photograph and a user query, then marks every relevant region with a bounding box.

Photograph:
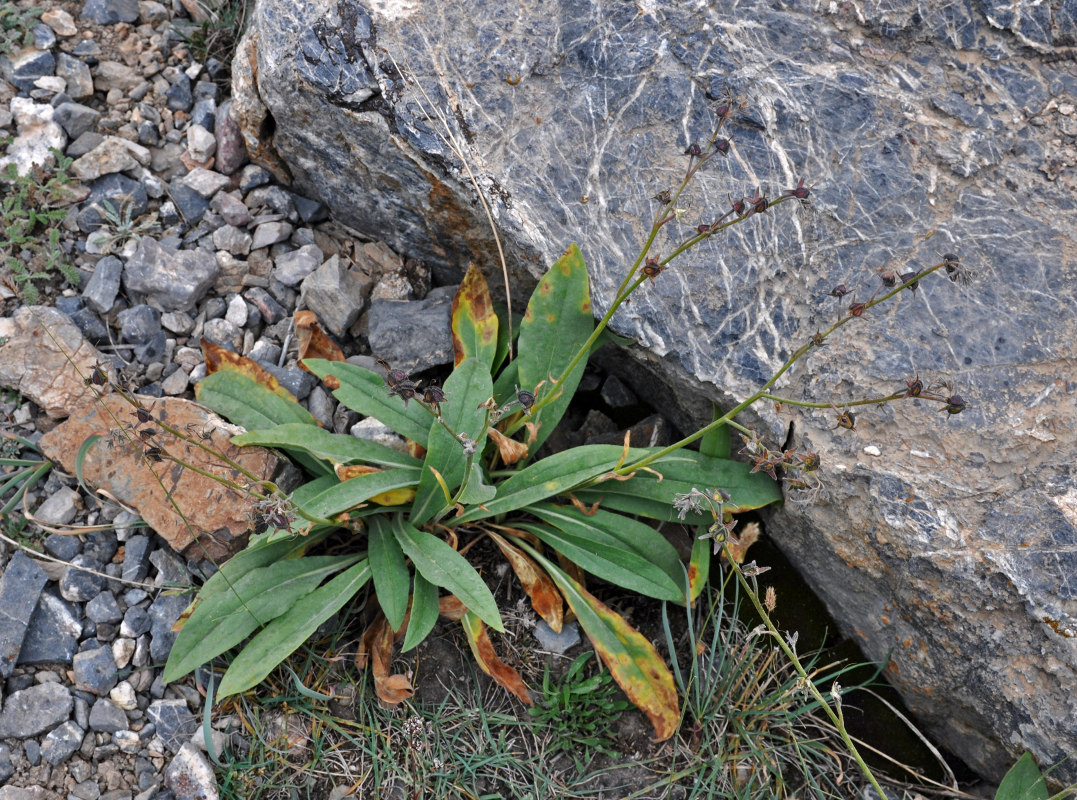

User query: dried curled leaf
[295,310,345,368]
[488,428,529,465]
[356,613,413,705]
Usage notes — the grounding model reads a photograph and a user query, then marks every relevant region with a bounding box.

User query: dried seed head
[653,189,672,204]
[828,283,852,299]
[515,385,536,414]
[375,358,410,389]
[900,270,922,293]
[942,394,967,416]
[684,141,703,157]
[712,137,731,156]
[641,256,666,282]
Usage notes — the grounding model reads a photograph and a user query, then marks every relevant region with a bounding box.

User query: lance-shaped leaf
[296,466,421,519]
[516,243,593,454]
[401,572,439,652]
[233,423,420,470]
[516,518,682,604]
[216,558,372,697]
[699,404,731,459]
[391,514,503,632]
[520,543,679,741]
[451,264,498,368]
[196,370,316,431]
[367,516,410,632]
[529,503,684,591]
[452,445,627,524]
[461,610,532,705]
[489,531,562,632]
[492,302,522,373]
[688,532,711,603]
[572,449,782,521]
[164,554,359,682]
[410,358,492,525]
[996,753,1048,800]
[303,359,431,444]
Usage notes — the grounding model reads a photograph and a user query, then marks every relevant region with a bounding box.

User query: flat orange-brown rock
[41,395,280,562]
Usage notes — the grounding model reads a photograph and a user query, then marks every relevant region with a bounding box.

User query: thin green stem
[726,553,888,799]
[760,391,906,409]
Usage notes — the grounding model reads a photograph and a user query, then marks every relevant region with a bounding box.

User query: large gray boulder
[232,0,1077,781]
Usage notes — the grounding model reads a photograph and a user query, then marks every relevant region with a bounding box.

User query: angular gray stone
[83,255,124,313]
[273,243,321,285]
[0,46,55,93]
[299,254,370,336]
[18,588,82,665]
[148,593,188,663]
[88,698,129,733]
[73,646,119,695]
[86,591,123,624]
[237,0,1077,781]
[124,237,220,312]
[56,52,94,99]
[0,551,49,678]
[41,720,84,765]
[147,700,198,755]
[34,487,81,526]
[121,534,152,583]
[165,742,219,800]
[367,287,456,373]
[53,102,101,140]
[251,220,293,250]
[60,554,107,602]
[0,681,73,738]
[81,0,140,24]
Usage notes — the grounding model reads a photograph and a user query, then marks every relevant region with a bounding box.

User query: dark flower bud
[516,385,536,414]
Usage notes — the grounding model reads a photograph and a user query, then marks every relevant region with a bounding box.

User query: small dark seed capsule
[837,411,855,430]
[696,223,711,234]
[516,386,536,412]
[653,189,671,204]
[943,395,967,415]
[751,195,768,214]
[828,284,851,299]
[684,142,703,156]
[900,271,921,292]
[729,195,747,216]
[904,376,923,398]
[849,301,867,317]
[712,137,730,156]
[879,270,898,288]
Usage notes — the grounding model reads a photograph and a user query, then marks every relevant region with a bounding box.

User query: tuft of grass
[1,149,80,305]
[528,651,632,770]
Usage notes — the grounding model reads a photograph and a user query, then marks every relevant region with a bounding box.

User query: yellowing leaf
[451,264,499,368]
[522,543,679,741]
[202,340,297,401]
[334,464,417,505]
[489,531,563,632]
[461,611,532,705]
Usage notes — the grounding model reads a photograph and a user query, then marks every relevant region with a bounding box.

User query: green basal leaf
[196,370,316,430]
[391,514,503,631]
[410,358,493,526]
[303,359,431,444]
[217,559,371,698]
[516,243,593,454]
[456,461,497,505]
[516,517,682,603]
[574,449,782,519]
[367,516,410,632]
[296,466,421,519]
[528,502,684,592]
[517,542,679,741]
[452,445,632,524]
[233,423,421,470]
[402,571,439,652]
[195,370,326,475]
[995,753,1048,800]
[164,554,358,682]
[196,529,331,604]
